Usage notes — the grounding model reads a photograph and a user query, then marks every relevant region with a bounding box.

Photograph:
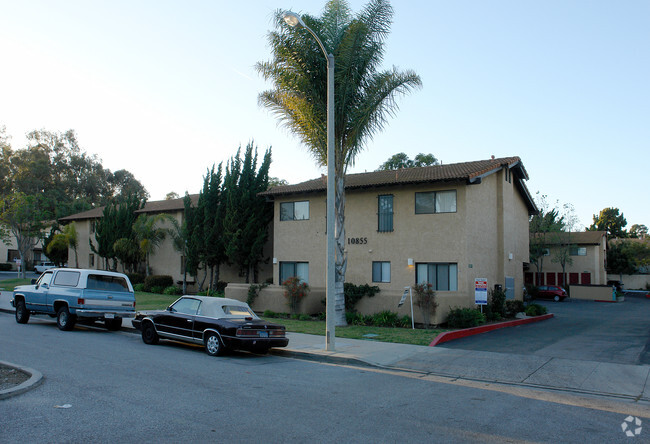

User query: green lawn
[0,278,33,291]
[270,318,446,346]
[135,292,180,310]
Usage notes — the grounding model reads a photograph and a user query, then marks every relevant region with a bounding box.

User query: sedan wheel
[15,299,30,324]
[141,322,159,345]
[56,306,77,331]
[204,332,225,356]
[554,295,560,302]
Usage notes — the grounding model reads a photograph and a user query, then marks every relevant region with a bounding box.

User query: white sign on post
[475,278,488,305]
[398,286,415,329]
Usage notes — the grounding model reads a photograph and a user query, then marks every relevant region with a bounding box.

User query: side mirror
[167,306,173,312]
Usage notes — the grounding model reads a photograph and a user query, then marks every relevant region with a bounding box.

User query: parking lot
[442,294,650,365]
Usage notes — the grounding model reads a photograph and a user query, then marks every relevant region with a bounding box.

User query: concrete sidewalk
[2,290,649,403]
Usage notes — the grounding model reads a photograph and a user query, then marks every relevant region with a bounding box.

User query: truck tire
[56,306,77,331]
[15,299,30,324]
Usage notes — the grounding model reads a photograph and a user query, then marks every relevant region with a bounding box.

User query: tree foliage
[257,0,421,324]
[377,152,439,170]
[588,207,627,239]
[0,192,48,277]
[133,214,168,276]
[0,128,148,219]
[91,195,144,270]
[629,224,648,239]
[222,143,273,283]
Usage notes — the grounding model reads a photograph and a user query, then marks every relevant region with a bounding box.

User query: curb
[0,360,44,400]
[429,314,554,346]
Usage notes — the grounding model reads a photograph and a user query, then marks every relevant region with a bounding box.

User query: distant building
[527,231,607,286]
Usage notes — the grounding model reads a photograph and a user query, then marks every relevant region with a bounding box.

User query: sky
[0,0,648,230]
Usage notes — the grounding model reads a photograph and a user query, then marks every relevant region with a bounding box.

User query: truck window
[87,275,130,292]
[53,270,81,287]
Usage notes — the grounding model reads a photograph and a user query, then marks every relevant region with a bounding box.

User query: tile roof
[59,194,200,222]
[260,156,528,196]
[534,231,607,245]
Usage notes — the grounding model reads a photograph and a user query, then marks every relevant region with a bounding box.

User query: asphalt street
[0,312,647,443]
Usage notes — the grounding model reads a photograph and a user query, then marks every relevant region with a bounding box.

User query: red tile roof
[260,156,527,196]
[59,194,199,222]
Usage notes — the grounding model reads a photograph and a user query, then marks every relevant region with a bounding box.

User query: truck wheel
[141,322,159,345]
[15,299,30,324]
[56,306,77,331]
[105,318,122,331]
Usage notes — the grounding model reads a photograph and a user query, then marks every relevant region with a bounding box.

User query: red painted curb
[429,313,554,347]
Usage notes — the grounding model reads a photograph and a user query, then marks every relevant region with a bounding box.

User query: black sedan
[132,296,289,356]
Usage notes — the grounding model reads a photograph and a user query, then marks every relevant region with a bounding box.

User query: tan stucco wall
[269,168,531,322]
[570,285,615,301]
[225,283,466,325]
[608,274,650,290]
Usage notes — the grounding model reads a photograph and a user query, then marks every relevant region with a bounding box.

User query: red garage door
[581,273,592,285]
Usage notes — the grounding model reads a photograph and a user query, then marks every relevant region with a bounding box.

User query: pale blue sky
[1,0,648,229]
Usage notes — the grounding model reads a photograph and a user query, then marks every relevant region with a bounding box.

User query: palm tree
[62,223,79,268]
[257,0,421,325]
[133,214,167,276]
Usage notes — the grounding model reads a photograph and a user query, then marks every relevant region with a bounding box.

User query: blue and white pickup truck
[12,268,136,331]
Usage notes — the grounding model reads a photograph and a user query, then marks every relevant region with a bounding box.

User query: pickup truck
[12,268,136,331]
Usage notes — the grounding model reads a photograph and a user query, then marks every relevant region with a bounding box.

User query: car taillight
[77,298,85,305]
[269,329,285,338]
[236,329,259,337]
[133,301,136,308]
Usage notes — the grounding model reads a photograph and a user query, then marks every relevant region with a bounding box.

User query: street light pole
[283,11,336,351]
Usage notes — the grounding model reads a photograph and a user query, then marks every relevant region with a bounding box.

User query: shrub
[525,303,548,316]
[126,273,145,285]
[247,283,268,307]
[344,283,380,311]
[447,307,486,329]
[134,283,146,292]
[263,310,278,318]
[144,275,173,292]
[282,277,309,315]
[0,263,12,271]
[413,283,438,328]
[291,313,311,321]
[399,315,412,328]
[197,290,224,297]
[163,285,182,296]
[150,285,166,294]
[488,288,506,320]
[525,284,539,300]
[505,300,525,318]
[371,310,401,327]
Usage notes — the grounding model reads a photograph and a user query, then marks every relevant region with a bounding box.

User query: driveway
[441,294,650,365]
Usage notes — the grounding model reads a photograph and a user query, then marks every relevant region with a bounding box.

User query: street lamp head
[282,11,305,28]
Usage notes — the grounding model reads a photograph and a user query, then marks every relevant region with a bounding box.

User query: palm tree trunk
[334,174,347,326]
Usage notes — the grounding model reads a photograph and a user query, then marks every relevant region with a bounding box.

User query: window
[372,262,391,283]
[280,262,309,284]
[378,195,393,232]
[90,220,96,234]
[89,254,95,267]
[7,249,19,262]
[570,247,587,256]
[170,297,201,315]
[280,201,309,221]
[37,271,54,287]
[87,274,130,292]
[53,271,81,287]
[416,263,458,291]
[415,190,457,214]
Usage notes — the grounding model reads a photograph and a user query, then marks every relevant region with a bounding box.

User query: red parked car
[536,285,568,302]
